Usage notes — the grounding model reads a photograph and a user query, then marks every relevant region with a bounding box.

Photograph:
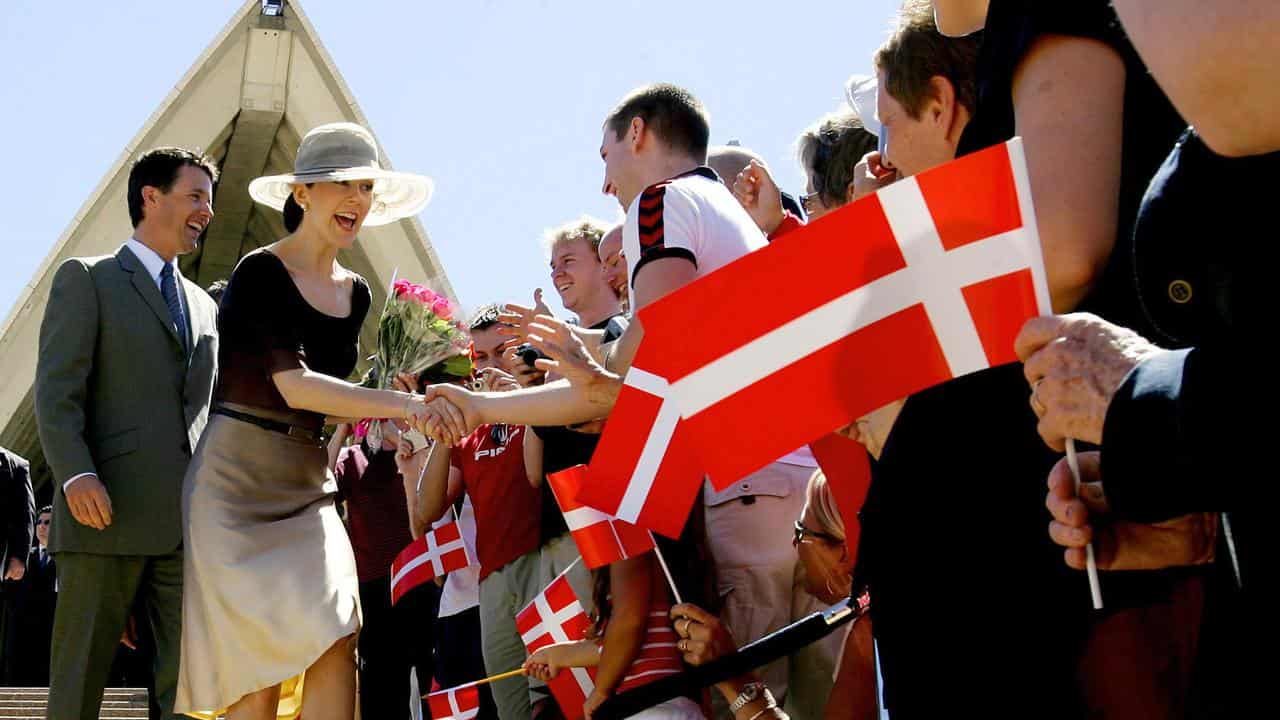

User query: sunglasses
[37,519,51,526]
[799,191,828,216]
[793,520,841,547]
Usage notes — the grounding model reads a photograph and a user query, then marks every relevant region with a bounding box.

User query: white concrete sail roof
[0,0,453,487]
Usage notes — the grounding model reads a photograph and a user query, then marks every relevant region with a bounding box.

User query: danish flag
[516,567,596,720]
[390,519,475,605]
[580,139,1050,536]
[427,685,480,720]
[547,465,655,570]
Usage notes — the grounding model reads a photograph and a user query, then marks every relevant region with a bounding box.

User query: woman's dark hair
[283,190,309,233]
[797,112,878,206]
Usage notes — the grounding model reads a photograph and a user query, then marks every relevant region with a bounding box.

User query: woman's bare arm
[1013,34,1126,312]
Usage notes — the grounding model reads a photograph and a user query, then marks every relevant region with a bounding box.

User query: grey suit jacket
[34,245,218,555]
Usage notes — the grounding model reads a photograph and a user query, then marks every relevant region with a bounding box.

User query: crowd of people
[0,0,1266,719]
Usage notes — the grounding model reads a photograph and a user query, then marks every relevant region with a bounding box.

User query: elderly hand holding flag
[1014,311,1162,451]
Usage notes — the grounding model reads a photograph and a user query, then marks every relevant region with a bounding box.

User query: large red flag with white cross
[579,139,1049,536]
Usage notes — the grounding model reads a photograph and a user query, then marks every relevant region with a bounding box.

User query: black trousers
[358,576,439,720]
[435,605,498,720]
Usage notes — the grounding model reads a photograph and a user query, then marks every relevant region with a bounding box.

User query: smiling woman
[175,122,438,720]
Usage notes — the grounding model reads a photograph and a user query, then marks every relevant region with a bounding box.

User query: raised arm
[410,443,456,539]
[589,554,655,714]
[272,369,421,424]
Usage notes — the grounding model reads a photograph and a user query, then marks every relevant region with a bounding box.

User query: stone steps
[0,688,149,719]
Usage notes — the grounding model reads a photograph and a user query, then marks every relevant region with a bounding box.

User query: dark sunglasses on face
[37,519,51,526]
[793,520,841,546]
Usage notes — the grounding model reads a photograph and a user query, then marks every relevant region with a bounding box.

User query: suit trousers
[48,550,182,720]
[435,606,498,720]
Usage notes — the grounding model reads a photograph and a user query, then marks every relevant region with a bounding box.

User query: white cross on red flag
[547,465,656,570]
[390,519,475,605]
[516,566,596,720]
[427,684,480,720]
[579,139,1050,537]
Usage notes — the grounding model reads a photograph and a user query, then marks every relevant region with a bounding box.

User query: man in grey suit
[35,147,219,720]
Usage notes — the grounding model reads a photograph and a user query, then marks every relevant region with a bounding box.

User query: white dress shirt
[64,239,188,493]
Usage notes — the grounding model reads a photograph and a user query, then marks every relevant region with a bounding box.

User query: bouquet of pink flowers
[356,279,472,448]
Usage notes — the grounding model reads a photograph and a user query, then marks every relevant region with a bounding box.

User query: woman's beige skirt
[175,409,361,717]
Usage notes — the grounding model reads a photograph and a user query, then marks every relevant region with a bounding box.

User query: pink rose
[352,418,372,441]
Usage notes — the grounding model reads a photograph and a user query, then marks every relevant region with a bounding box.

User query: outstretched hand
[498,288,555,342]
[526,315,621,410]
[1045,451,1216,571]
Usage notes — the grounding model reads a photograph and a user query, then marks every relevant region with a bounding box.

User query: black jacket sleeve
[1100,347,1247,522]
[1,449,35,567]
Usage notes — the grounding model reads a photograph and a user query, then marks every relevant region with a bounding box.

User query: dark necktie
[160,263,189,355]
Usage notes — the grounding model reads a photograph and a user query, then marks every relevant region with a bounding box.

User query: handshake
[403,302,624,447]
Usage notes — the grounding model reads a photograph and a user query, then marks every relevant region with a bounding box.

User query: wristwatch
[729,681,767,713]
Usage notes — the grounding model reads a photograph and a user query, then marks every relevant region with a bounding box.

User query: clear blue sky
[0,0,900,323]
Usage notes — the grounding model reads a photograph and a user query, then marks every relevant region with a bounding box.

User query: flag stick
[415,441,438,496]
[651,538,684,605]
[463,667,526,687]
[1221,512,1242,589]
[423,668,527,698]
[1066,439,1103,609]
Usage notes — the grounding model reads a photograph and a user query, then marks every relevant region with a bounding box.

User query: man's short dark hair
[874,0,981,120]
[605,83,711,162]
[469,303,501,332]
[127,147,219,228]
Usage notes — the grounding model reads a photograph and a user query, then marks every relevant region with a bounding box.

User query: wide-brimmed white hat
[248,122,433,227]
[844,74,882,138]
